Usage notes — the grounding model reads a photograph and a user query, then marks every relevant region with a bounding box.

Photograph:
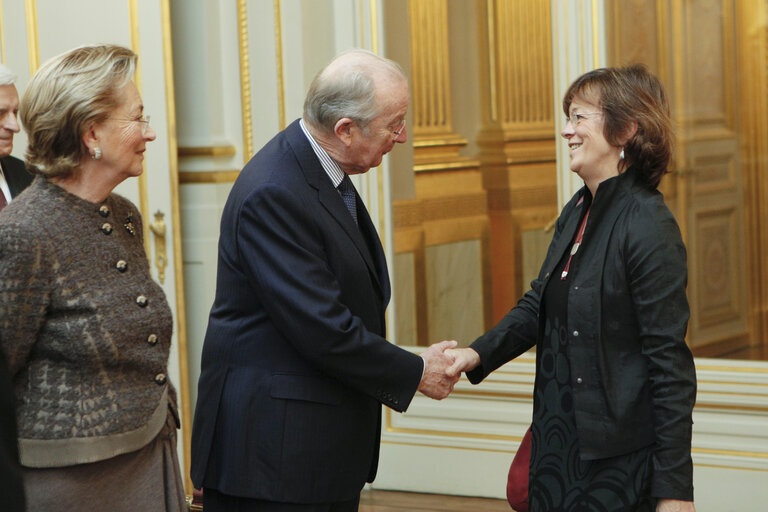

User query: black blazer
[190,120,423,503]
[468,166,696,501]
[1,155,33,198]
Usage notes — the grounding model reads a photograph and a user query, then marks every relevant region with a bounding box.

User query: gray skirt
[22,412,186,512]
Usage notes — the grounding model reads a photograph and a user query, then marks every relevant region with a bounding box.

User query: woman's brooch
[124,215,136,236]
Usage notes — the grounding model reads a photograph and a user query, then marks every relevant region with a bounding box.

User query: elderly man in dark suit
[0,64,32,212]
[0,63,29,512]
[191,50,458,512]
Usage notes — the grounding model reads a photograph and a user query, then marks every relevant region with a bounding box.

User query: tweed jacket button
[136,295,148,307]
[147,334,158,346]
[572,330,579,337]
[576,377,583,384]
[101,223,113,235]
[99,205,110,217]
[154,373,167,385]
[116,260,128,272]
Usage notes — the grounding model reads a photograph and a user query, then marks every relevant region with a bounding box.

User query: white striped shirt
[299,118,345,188]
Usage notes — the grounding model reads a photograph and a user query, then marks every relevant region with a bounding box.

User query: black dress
[528,208,655,512]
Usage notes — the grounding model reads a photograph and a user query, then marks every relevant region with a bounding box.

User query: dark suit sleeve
[625,201,696,500]
[234,182,423,411]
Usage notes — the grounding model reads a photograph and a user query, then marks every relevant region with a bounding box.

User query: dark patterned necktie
[0,191,7,212]
[337,174,358,225]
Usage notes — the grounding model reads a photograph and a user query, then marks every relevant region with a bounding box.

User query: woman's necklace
[561,207,591,280]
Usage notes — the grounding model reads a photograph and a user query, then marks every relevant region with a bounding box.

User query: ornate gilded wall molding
[237,0,254,161]
[477,0,558,319]
[408,0,472,166]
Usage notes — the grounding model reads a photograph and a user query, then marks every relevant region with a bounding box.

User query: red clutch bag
[506,426,532,512]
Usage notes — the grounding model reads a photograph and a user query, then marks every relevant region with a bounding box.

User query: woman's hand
[656,499,695,512]
[445,348,481,378]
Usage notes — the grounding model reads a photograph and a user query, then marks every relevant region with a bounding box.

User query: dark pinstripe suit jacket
[1,155,33,199]
[191,120,423,504]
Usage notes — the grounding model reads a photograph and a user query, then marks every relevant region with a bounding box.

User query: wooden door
[608,0,752,357]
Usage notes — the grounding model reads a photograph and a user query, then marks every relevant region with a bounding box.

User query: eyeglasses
[115,114,151,135]
[391,119,406,141]
[565,111,602,126]
[136,115,151,135]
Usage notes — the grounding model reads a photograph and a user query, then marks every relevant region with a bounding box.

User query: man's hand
[445,347,481,378]
[418,340,459,399]
[657,499,695,512]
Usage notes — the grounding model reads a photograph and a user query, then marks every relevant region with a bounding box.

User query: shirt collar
[299,118,346,188]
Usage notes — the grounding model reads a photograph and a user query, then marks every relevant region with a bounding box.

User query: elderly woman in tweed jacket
[0,45,185,511]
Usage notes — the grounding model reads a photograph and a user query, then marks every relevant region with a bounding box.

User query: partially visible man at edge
[0,64,33,211]
[191,50,459,512]
[0,62,30,512]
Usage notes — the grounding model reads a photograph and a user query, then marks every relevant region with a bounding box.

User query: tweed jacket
[0,176,175,468]
[468,166,696,500]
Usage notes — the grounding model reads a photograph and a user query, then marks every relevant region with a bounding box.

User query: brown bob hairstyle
[562,64,674,190]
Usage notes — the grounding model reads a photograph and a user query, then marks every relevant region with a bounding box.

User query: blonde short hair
[20,44,136,178]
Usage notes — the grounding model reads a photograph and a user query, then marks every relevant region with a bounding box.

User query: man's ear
[334,117,355,147]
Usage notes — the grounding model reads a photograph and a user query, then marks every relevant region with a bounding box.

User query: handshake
[417,340,481,400]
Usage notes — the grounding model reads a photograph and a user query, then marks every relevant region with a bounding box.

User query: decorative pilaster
[477,0,559,321]
[408,0,474,168]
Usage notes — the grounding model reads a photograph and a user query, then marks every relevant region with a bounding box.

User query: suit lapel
[350,186,391,303]
[1,156,32,198]
[285,121,385,296]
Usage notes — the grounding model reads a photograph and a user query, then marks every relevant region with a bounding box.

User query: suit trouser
[203,487,360,512]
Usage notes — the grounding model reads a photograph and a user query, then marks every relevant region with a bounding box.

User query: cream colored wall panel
[171,0,244,171]
[426,240,484,345]
[243,0,281,154]
[1,0,33,79]
[551,0,607,207]
[170,0,228,147]
[35,0,131,56]
[180,183,232,411]
[394,252,417,347]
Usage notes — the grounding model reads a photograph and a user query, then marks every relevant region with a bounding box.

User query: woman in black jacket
[447,66,697,512]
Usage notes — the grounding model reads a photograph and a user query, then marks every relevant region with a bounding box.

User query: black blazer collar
[539,165,644,284]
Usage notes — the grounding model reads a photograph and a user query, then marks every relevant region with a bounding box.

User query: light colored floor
[359,490,510,512]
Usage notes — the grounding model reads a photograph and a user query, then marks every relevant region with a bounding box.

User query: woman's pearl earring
[92,147,102,160]
[619,149,625,160]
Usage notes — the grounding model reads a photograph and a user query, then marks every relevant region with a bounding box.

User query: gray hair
[303,49,407,134]
[0,64,17,86]
[20,44,136,178]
